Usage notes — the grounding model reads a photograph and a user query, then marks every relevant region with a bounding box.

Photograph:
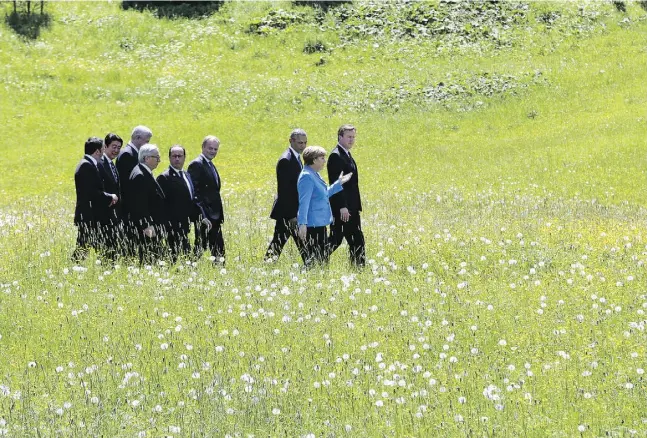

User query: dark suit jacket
[270,148,302,220]
[74,156,113,225]
[116,143,138,216]
[97,155,122,224]
[128,164,166,231]
[157,167,205,232]
[327,145,362,215]
[187,155,224,223]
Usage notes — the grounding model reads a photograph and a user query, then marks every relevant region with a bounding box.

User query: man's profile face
[338,130,356,150]
[169,147,186,170]
[202,140,220,160]
[146,150,161,171]
[290,135,307,154]
[105,141,122,160]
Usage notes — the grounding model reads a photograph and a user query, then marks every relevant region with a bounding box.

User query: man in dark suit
[129,144,166,265]
[73,137,119,262]
[187,135,225,264]
[265,128,308,263]
[116,125,152,256]
[157,145,210,263]
[97,132,124,258]
[327,124,365,267]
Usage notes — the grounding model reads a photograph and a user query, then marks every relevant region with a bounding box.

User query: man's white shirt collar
[337,144,351,157]
[103,153,112,163]
[171,166,183,173]
[85,154,98,166]
[289,146,301,160]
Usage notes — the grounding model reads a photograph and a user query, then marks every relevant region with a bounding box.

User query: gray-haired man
[117,125,152,256]
[129,144,166,264]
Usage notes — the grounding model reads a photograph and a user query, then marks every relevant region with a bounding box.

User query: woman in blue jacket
[297,146,352,267]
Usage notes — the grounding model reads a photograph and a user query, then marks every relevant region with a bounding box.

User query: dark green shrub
[248,9,307,34]
[293,1,350,12]
[303,38,328,54]
[121,1,224,19]
[611,1,626,12]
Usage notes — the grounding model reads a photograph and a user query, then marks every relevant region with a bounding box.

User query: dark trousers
[72,222,100,262]
[304,226,329,268]
[99,221,123,261]
[166,223,191,263]
[196,219,225,264]
[265,218,307,263]
[328,212,365,266]
[136,229,164,265]
[122,220,139,258]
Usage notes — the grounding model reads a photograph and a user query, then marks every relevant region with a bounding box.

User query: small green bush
[121,1,224,19]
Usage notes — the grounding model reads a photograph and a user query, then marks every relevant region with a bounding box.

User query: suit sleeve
[276,158,292,193]
[297,174,313,227]
[156,174,169,198]
[84,164,112,207]
[188,162,208,217]
[327,154,348,211]
[186,173,206,220]
[187,162,201,198]
[117,152,138,189]
[156,174,171,217]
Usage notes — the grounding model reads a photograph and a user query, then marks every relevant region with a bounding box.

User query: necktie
[110,161,118,182]
[297,154,303,169]
[208,161,219,186]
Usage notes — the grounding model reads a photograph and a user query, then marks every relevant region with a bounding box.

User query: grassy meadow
[0,1,646,436]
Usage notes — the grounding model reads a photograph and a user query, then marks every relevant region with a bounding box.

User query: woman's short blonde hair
[303,146,326,166]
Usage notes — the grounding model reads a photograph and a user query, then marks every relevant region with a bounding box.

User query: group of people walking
[73,124,365,268]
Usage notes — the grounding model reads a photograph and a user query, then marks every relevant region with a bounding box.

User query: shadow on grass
[5,10,51,39]
[121,1,224,19]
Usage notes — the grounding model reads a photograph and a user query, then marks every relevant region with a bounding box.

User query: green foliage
[303,36,328,53]
[248,8,308,34]
[293,0,351,11]
[612,1,627,13]
[121,0,224,19]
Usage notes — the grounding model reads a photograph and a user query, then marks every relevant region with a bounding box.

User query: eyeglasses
[150,155,161,161]
[170,154,185,159]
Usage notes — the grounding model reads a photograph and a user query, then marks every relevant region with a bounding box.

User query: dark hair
[104,133,123,147]
[84,137,104,155]
[337,124,356,139]
[168,145,186,158]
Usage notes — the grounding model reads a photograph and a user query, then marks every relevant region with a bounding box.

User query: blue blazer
[297,165,343,227]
